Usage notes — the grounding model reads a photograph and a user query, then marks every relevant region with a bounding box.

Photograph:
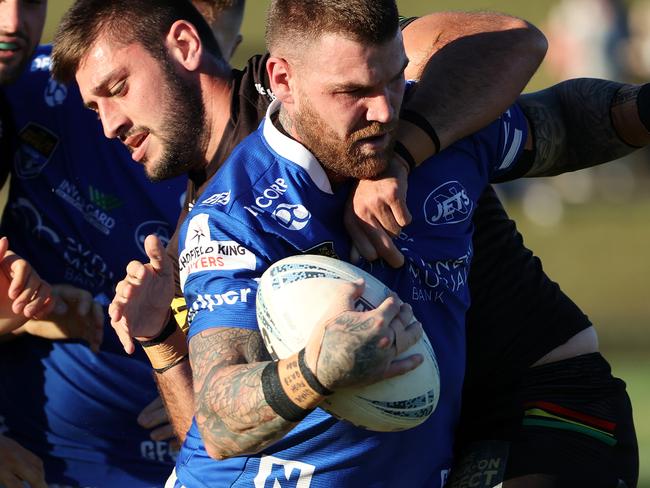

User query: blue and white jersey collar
[262,98,333,194]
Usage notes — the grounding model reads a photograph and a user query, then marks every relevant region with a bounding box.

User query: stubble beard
[291,101,395,181]
[143,55,207,182]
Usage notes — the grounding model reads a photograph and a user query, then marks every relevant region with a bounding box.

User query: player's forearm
[194,360,297,459]
[520,79,650,177]
[399,12,547,164]
[190,328,324,460]
[153,358,194,442]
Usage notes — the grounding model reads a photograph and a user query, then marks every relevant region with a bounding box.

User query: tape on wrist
[400,109,441,155]
[636,83,650,133]
[139,324,189,372]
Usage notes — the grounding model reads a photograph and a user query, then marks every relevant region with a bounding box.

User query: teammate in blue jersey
[0,0,193,486]
[0,43,187,485]
[0,1,253,486]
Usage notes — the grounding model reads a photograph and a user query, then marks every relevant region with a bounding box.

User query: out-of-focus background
[40,0,649,484]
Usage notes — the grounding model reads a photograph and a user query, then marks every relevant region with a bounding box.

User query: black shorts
[448,353,638,488]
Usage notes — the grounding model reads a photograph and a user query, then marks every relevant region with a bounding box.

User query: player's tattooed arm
[190,327,294,459]
[189,289,422,460]
[519,79,650,177]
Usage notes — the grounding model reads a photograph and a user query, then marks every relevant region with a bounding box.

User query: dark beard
[291,102,395,181]
[144,54,207,182]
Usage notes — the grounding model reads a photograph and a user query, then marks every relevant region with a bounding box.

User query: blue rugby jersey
[0,46,187,487]
[173,97,528,488]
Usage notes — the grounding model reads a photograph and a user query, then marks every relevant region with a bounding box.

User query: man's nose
[366,89,396,125]
[98,100,128,140]
[0,1,22,34]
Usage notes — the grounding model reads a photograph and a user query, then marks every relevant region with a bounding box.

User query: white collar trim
[262,98,333,194]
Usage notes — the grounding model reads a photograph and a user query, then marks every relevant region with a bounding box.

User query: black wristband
[400,109,441,155]
[637,83,650,133]
[393,141,416,172]
[136,317,177,347]
[298,349,333,396]
[261,361,312,422]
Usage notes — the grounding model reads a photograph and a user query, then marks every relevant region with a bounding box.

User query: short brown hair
[265,0,399,56]
[52,0,223,83]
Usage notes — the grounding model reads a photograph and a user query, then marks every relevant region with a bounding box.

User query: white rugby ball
[256,254,440,432]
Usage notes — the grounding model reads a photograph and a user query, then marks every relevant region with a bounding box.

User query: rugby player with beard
[54,0,633,484]
[0,1,239,486]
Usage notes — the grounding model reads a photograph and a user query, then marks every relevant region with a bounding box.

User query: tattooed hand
[303,280,423,391]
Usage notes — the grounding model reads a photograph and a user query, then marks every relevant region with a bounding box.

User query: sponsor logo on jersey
[404,244,472,304]
[89,185,123,211]
[63,236,114,289]
[254,455,315,488]
[445,441,507,487]
[55,179,117,235]
[180,240,256,289]
[423,181,473,226]
[200,190,231,206]
[14,122,59,178]
[44,78,68,107]
[135,220,174,256]
[140,440,178,464]
[244,178,289,214]
[180,213,256,289]
[30,54,51,72]
[189,288,252,315]
[272,203,311,231]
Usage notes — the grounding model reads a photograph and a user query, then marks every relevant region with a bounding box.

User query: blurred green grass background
[40,0,649,485]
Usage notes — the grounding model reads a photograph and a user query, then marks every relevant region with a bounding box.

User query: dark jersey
[457,185,592,446]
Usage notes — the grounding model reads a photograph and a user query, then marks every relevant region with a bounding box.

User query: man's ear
[266,56,294,105]
[166,20,203,71]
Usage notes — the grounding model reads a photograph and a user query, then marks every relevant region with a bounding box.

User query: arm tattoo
[190,328,293,458]
[317,313,388,389]
[520,78,635,177]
